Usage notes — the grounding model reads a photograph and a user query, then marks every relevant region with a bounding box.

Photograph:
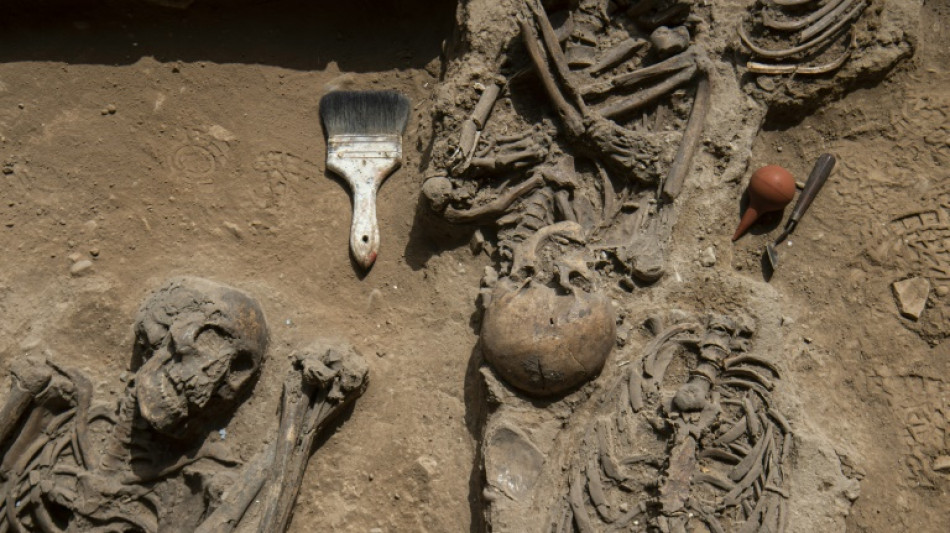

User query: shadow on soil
[0,0,455,73]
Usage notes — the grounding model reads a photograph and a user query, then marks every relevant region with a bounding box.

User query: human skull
[480,222,615,397]
[481,280,615,397]
[132,277,268,437]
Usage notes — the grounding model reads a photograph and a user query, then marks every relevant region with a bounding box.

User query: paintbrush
[320,90,410,270]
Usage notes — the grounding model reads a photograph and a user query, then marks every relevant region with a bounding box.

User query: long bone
[0,359,53,448]
[582,50,697,98]
[255,347,368,532]
[595,65,697,119]
[195,347,368,533]
[587,38,647,75]
[444,173,544,224]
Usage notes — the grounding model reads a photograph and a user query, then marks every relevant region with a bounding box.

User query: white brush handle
[326,135,402,269]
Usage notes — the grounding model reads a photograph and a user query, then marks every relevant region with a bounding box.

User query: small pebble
[70,259,93,276]
[893,277,931,321]
[218,428,227,440]
[699,246,716,267]
[936,285,949,297]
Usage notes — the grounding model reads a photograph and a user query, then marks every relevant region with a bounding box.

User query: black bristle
[319,90,410,137]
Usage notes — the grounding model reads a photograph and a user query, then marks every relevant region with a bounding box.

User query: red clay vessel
[732,165,796,241]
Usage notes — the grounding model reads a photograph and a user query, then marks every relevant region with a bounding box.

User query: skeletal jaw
[132,277,269,437]
[136,366,189,435]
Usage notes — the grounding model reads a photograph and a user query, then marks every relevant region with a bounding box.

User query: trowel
[765,153,836,269]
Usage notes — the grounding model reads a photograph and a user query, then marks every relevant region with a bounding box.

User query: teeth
[136,368,188,433]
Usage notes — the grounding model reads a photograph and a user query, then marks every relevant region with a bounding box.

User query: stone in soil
[892,277,930,320]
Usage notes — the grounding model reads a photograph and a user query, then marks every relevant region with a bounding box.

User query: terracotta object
[732,165,796,241]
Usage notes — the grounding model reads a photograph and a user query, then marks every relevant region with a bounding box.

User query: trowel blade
[765,243,779,269]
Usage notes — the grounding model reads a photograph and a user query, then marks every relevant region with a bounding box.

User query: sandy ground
[0,0,948,531]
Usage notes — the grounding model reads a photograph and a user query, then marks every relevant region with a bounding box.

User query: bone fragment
[594,161,616,224]
[638,3,690,29]
[566,43,598,68]
[444,173,543,224]
[642,322,699,377]
[583,50,695,97]
[695,472,737,491]
[0,388,36,451]
[627,367,644,412]
[554,190,576,222]
[738,1,865,59]
[716,417,748,445]
[569,466,595,533]
[526,0,587,110]
[723,367,775,391]
[599,445,625,482]
[587,38,647,74]
[763,0,849,31]
[510,220,586,277]
[472,84,501,129]
[519,18,585,136]
[457,120,479,161]
[470,149,545,171]
[650,344,680,386]
[662,73,709,200]
[723,354,780,376]
[746,47,851,75]
[743,397,761,438]
[586,456,615,522]
[597,64,696,119]
[699,448,741,464]
[660,436,696,513]
[728,424,773,483]
[720,378,772,404]
[801,0,860,41]
[193,442,274,533]
[0,360,52,447]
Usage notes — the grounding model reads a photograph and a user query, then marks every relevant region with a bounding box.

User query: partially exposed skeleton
[479,311,791,532]
[426,0,712,286]
[424,0,910,531]
[0,277,368,532]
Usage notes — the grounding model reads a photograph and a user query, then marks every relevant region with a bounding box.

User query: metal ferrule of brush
[326,134,403,269]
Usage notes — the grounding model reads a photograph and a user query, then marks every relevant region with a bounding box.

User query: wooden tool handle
[789,153,835,226]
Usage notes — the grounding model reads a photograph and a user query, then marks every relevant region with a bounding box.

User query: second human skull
[132,277,269,437]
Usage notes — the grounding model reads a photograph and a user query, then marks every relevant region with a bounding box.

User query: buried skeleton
[0,277,368,532]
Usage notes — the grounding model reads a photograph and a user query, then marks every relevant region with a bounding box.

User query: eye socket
[229,350,255,376]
